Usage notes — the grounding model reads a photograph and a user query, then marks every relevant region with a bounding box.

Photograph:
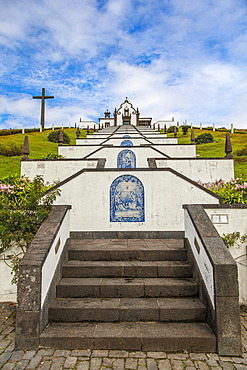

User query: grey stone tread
[68,238,187,261]
[70,238,185,249]
[56,277,198,298]
[62,260,192,278]
[68,248,187,261]
[49,297,206,322]
[40,322,216,352]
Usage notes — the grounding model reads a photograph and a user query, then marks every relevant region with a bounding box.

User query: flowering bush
[0,174,60,283]
[197,177,247,204]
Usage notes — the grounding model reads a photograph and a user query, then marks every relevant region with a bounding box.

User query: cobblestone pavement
[1,303,247,369]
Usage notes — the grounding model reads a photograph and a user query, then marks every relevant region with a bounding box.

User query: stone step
[56,278,198,298]
[40,322,216,352]
[49,297,206,322]
[68,243,187,261]
[62,260,193,278]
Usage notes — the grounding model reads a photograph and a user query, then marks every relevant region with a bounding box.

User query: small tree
[181,125,190,135]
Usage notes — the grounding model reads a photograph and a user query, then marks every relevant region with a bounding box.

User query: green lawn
[0,128,78,178]
[0,127,246,178]
[169,128,247,178]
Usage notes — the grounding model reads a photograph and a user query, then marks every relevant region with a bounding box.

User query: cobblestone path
[1,303,247,369]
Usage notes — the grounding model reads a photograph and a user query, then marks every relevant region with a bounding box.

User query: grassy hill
[0,128,78,177]
[174,128,247,178]
[0,127,246,178]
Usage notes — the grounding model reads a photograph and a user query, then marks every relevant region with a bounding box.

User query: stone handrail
[15,205,71,350]
[183,204,242,356]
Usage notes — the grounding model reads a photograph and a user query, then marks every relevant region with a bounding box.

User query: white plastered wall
[149,138,178,144]
[75,138,107,145]
[155,145,196,158]
[53,170,220,232]
[205,208,247,304]
[58,145,101,158]
[105,138,149,146]
[86,147,166,168]
[154,120,175,129]
[156,158,234,182]
[108,133,142,138]
[0,245,22,302]
[184,210,215,308]
[99,118,114,127]
[41,210,70,307]
[79,121,98,129]
[21,160,98,183]
[140,134,168,138]
[84,134,113,139]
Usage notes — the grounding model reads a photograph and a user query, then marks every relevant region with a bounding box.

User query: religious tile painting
[121,140,133,146]
[110,175,145,222]
[117,150,136,168]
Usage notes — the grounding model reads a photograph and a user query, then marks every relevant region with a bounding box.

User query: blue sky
[1,0,247,129]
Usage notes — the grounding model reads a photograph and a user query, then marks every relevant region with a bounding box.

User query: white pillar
[62,124,63,130]
[213,123,215,131]
[200,123,202,130]
[52,124,54,130]
[40,125,42,132]
[22,125,25,134]
[231,123,234,133]
[69,123,71,128]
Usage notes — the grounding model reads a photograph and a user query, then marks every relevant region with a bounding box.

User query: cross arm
[44,96,54,99]
[33,96,42,99]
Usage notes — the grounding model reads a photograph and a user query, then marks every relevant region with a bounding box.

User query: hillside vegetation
[169,128,247,178]
[0,128,79,177]
[0,127,246,178]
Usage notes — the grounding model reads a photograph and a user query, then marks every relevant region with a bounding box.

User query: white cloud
[0,0,247,129]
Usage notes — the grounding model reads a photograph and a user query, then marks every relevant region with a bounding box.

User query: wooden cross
[33,88,54,129]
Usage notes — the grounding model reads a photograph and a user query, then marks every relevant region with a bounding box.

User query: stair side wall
[15,205,71,350]
[184,204,242,356]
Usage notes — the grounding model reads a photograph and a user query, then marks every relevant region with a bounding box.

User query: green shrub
[167,125,177,133]
[181,125,190,135]
[234,147,247,156]
[42,153,65,159]
[0,174,60,283]
[195,133,214,144]
[216,127,229,132]
[0,144,22,157]
[47,130,70,144]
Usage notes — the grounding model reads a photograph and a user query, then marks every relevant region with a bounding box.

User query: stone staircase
[40,238,216,352]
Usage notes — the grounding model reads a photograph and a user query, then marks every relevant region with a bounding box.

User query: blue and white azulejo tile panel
[110,174,145,222]
[121,140,133,146]
[117,150,136,168]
